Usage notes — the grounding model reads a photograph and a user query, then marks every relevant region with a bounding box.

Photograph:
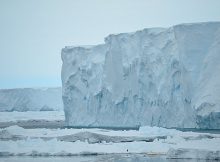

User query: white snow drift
[61,22,220,129]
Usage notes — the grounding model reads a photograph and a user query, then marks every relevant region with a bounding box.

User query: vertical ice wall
[62,22,220,129]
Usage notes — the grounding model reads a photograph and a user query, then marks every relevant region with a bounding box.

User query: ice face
[0,88,63,111]
[61,22,220,129]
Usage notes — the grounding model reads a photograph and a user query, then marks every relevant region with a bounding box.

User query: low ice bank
[0,125,219,160]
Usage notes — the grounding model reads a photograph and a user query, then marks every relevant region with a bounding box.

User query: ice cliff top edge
[62,21,220,52]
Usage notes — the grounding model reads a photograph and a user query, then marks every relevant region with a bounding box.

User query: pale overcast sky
[0,0,220,89]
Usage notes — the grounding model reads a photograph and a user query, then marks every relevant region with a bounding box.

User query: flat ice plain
[0,111,219,161]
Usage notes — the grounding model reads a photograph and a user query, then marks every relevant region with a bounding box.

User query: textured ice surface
[0,87,62,111]
[0,125,220,159]
[167,148,220,160]
[0,111,64,122]
[0,155,169,162]
[61,22,220,129]
[0,111,65,129]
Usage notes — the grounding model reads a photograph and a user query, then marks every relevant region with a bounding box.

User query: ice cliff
[0,88,62,111]
[61,22,220,129]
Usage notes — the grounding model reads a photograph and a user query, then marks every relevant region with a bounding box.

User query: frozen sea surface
[0,111,64,129]
[0,154,216,162]
[0,111,219,160]
[0,111,64,123]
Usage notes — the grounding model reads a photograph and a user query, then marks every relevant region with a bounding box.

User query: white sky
[0,0,220,89]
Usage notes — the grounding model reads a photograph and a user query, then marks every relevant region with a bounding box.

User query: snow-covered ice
[61,22,220,129]
[0,111,64,123]
[0,125,219,160]
[0,155,168,162]
[0,111,65,129]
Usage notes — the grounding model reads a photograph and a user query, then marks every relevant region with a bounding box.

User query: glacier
[61,22,220,129]
[0,88,63,111]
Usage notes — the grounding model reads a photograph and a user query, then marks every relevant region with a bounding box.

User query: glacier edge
[61,22,220,129]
